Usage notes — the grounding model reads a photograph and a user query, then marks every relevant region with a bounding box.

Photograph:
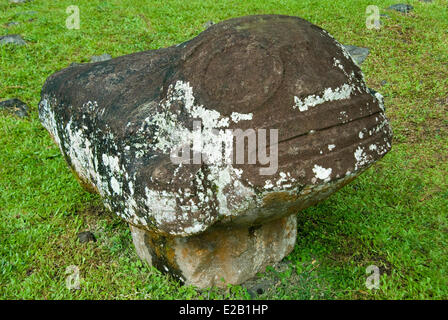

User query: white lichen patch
[333,58,350,79]
[129,80,257,232]
[231,112,253,123]
[354,146,372,171]
[276,172,291,187]
[293,83,356,112]
[374,91,385,112]
[312,165,332,182]
[333,58,343,70]
[262,172,296,192]
[264,180,274,190]
[63,119,102,191]
[143,188,178,225]
[39,98,62,147]
[183,221,208,235]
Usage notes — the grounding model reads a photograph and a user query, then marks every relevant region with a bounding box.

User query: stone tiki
[38,15,392,288]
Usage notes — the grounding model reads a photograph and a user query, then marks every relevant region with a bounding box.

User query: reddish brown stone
[130,214,297,287]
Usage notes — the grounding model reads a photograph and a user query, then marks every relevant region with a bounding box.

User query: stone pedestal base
[130,214,297,288]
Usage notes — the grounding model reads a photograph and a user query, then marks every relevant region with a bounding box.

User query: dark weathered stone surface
[0,98,29,118]
[0,34,26,46]
[39,15,392,287]
[77,231,96,243]
[90,54,112,63]
[343,45,370,66]
[388,4,414,13]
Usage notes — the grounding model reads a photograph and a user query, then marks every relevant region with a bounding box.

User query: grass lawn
[1,0,447,299]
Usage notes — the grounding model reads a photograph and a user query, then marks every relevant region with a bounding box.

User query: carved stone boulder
[39,15,392,288]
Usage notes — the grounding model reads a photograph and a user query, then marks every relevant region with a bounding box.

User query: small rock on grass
[244,279,276,298]
[77,231,97,243]
[203,20,215,29]
[69,62,82,68]
[388,4,414,13]
[0,34,26,46]
[6,22,20,27]
[9,0,31,3]
[242,260,292,298]
[343,45,370,65]
[90,54,112,63]
[0,98,29,118]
